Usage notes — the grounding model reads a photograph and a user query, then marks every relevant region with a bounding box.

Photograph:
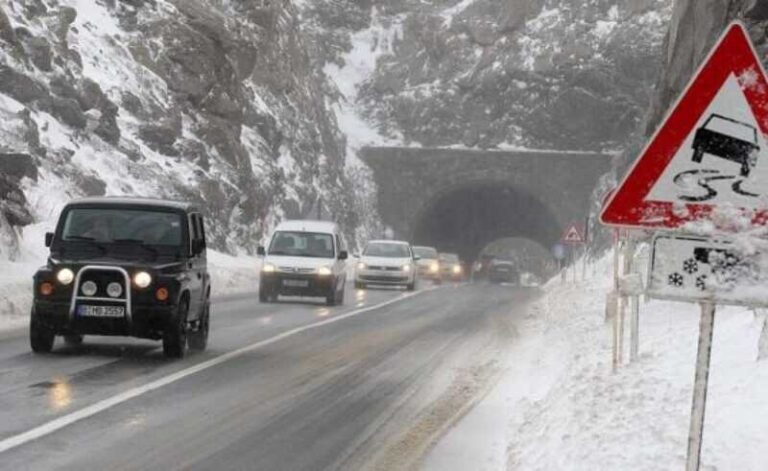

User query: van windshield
[269,231,335,258]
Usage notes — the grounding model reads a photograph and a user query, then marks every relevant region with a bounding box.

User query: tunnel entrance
[411,183,562,263]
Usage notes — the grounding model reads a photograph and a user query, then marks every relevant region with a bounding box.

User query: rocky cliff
[0,0,358,258]
[306,0,672,151]
[645,0,768,134]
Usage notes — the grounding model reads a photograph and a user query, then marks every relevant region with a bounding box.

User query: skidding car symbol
[692,113,759,177]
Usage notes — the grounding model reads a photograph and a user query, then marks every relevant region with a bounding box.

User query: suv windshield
[364,243,411,258]
[268,231,335,258]
[62,208,184,247]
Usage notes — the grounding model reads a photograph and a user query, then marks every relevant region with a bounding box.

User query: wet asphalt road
[0,282,538,471]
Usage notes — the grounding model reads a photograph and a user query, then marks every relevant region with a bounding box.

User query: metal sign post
[686,302,716,471]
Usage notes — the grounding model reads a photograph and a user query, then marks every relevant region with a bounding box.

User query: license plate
[283,279,309,288]
[77,305,125,318]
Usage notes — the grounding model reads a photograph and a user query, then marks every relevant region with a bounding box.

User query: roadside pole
[686,302,716,471]
[629,294,640,361]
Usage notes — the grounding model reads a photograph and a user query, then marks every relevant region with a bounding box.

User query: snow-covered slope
[0,0,365,260]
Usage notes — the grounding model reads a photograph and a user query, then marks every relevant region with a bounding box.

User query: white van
[257,220,348,305]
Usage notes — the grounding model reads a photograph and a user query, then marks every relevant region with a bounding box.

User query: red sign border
[600,21,768,229]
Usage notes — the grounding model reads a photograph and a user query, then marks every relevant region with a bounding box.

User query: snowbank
[428,252,768,470]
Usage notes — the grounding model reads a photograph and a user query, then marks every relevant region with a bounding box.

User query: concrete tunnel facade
[359,147,613,264]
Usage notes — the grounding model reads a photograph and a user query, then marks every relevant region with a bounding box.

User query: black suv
[30,197,210,358]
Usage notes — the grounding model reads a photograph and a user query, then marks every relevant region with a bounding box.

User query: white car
[355,240,418,290]
[258,220,348,305]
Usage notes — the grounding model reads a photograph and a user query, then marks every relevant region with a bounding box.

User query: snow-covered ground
[425,251,768,470]
[0,222,260,332]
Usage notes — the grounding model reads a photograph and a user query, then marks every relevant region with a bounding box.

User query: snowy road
[0,283,537,470]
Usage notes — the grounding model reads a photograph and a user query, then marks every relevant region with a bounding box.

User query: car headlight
[452,264,462,274]
[317,266,332,276]
[107,282,123,298]
[429,262,439,273]
[262,263,276,273]
[402,264,411,272]
[81,280,97,296]
[357,262,366,270]
[56,268,74,285]
[134,271,152,288]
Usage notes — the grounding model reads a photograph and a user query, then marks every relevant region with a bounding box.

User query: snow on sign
[601,22,768,229]
[647,233,768,307]
[561,224,584,244]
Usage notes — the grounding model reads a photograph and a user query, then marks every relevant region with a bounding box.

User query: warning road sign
[600,22,768,230]
[561,224,585,244]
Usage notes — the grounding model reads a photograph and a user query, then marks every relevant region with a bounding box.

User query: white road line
[0,289,433,454]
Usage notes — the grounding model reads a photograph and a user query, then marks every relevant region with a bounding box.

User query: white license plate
[283,279,309,288]
[77,305,125,318]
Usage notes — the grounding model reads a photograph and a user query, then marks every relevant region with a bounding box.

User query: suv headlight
[262,263,276,273]
[56,268,74,285]
[317,266,332,276]
[134,271,152,288]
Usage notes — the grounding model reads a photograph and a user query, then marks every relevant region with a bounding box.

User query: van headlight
[134,271,152,288]
[56,268,74,285]
[317,266,332,276]
[357,262,366,270]
[262,263,276,273]
[402,264,411,272]
[453,264,462,274]
[429,262,439,273]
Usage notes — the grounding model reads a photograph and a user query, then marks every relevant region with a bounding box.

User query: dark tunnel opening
[411,183,563,264]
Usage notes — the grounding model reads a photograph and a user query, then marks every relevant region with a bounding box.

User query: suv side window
[189,214,200,255]
[197,216,206,247]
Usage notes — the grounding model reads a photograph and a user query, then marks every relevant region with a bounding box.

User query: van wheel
[163,299,189,359]
[189,302,209,352]
[30,309,55,353]
[355,281,365,290]
[407,280,416,291]
[64,334,84,347]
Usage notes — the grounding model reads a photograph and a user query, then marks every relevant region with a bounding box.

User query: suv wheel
[30,309,55,353]
[163,299,189,359]
[188,302,209,352]
[64,334,84,347]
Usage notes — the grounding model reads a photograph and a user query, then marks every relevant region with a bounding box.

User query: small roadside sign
[600,22,768,230]
[561,224,585,245]
[647,233,768,307]
[551,243,566,260]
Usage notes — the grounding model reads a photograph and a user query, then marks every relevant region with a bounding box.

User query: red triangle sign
[562,224,584,244]
[601,22,768,229]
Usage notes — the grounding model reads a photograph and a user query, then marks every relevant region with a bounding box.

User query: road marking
[0,289,433,454]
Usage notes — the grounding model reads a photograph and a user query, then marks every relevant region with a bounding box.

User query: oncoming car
[355,240,418,290]
[30,197,210,358]
[439,253,463,281]
[412,246,442,284]
[489,260,519,284]
[258,220,348,306]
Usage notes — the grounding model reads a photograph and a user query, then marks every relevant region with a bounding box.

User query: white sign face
[647,233,768,307]
[646,73,768,208]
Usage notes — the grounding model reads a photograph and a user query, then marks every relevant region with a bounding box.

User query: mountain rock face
[645,0,768,135]
[306,0,672,151]
[0,0,358,256]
